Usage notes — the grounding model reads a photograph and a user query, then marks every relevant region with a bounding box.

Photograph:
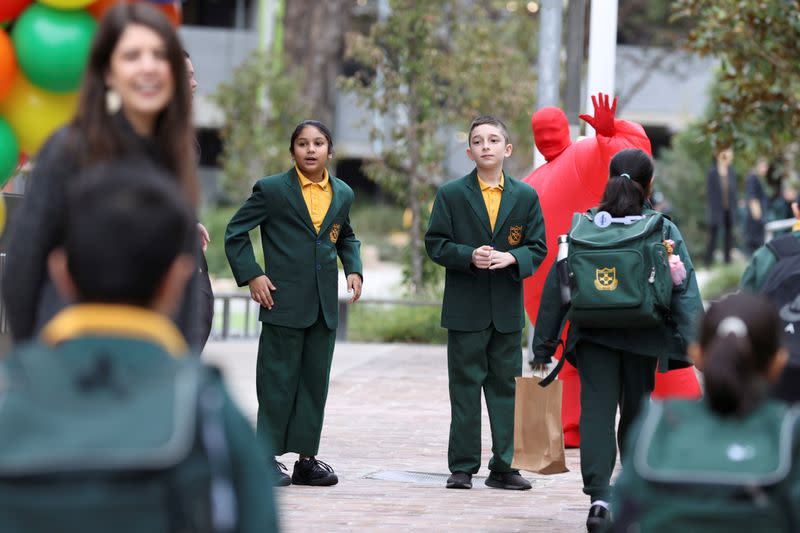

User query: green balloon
[0,118,18,187]
[12,4,96,93]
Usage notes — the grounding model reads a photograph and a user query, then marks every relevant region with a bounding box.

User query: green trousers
[255,312,336,457]
[447,327,521,474]
[574,340,656,502]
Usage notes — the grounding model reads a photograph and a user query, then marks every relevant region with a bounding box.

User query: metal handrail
[765,218,796,242]
[210,291,440,341]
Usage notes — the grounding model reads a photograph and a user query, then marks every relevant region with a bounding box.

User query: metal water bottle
[556,234,571,305]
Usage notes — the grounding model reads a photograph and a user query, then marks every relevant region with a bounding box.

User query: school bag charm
[564,210,672,328]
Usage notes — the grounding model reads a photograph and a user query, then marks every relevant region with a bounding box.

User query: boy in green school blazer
[425,116,547,490]
[0,164,278,533]
[225,121,362,487]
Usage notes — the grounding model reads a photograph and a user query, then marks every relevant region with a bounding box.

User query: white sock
[592,500,610,510]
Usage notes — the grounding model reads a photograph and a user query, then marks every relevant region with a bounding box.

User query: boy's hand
[248,275,276,309]
[472,245,493,269]
[346,273,362,304]
[489,250,517,269]
[197,223,210,252]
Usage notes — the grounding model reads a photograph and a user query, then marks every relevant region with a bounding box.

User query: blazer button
[316,240,321,245]
[316,264,322,271]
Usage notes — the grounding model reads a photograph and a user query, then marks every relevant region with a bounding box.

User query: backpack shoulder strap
[766,235,800,260]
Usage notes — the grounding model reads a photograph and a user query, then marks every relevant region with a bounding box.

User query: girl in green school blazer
[532,148,702,532]
[225,120,363,488]
[613,292,800,533]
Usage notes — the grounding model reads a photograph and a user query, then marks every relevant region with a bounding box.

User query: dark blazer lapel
[318,174,345,236]
[492,176,518,238]
[283,167,316,234]
[464,169,492,236]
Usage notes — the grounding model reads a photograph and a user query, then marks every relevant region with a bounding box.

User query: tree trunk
[283,0,352,125]
[406,104,424,295]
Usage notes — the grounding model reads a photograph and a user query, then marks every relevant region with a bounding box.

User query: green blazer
[425,169,547,333]
[225,167,362,329]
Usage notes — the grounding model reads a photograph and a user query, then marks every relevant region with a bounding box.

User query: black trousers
[705,209,733,266]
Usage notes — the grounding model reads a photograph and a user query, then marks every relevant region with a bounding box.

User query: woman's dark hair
[72,3,197,205]
[597,148,654,217]
[289,120,334,156]
[699,293,782,417]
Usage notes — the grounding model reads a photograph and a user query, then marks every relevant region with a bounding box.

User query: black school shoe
[274,460,291,487]
[446,471,473,489]
[484,470,532,490]
[291,457,339,486]
[586,504,610,532]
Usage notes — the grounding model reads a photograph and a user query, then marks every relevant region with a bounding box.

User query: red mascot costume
[523,94,701,448]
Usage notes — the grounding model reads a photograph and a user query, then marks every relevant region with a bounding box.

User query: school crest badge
[329,223,341,243]
[594,267,618,291]
[508,225,523,246]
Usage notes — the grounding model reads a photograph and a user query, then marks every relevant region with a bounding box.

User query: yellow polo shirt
[478,173,504,231]
[41,304,187,357]
[296,166,333,234]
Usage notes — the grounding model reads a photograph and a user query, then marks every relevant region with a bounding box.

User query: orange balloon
[0,29,17,103]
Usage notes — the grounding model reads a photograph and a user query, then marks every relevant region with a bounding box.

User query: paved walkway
[204,340,592,532]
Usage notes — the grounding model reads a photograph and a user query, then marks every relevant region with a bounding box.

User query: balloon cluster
[0,0,181,187]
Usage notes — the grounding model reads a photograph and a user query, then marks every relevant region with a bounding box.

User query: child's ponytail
[597,148,654,217]
[697,294,782,417]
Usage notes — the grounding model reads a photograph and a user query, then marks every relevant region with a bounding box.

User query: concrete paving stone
[204,340,599,532]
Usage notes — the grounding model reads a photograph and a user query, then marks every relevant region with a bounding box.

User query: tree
[672,0,800,157]
[212,51,310,200]
[283,0,354,125]
[341,0,537,295]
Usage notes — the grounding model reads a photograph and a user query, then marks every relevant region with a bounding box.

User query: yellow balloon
[37,0,96,9]
[0,76,78,155]
[0,194,5,238]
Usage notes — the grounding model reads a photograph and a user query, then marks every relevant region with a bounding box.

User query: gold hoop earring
[106,89,121,115]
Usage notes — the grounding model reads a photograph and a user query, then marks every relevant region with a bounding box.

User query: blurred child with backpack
[0,162,278,533]
[612,292,800,533]
[532,148,702,532]
[741,201,800,403]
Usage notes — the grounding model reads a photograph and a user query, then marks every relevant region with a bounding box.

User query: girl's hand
[346,273,362,304]
[248,275,276,309]
[489,251,517,269]
[197,223,210,252]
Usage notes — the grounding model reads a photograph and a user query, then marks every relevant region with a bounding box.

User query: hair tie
[620,173,631,180]
[717,316,748,339]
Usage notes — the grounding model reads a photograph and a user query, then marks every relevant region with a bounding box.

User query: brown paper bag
[511,376,568,474]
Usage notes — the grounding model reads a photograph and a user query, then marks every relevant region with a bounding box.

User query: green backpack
[0,347,238,533]
[566,209,673,328]
[613,401,800,533]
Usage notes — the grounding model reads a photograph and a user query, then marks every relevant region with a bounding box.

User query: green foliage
[347,303,447,344]
[340,0,537,294]
[672,0,800,160]
[701,261,746,301]
[349,200,406,262]
[655,123,712,259]
[211,50,310,200]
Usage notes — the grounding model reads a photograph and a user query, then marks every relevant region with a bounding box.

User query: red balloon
[154,2,181,26]
[87,0,123,20]
[0,29,17,103]
[0,0,32,24]
[87,0,181,26]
